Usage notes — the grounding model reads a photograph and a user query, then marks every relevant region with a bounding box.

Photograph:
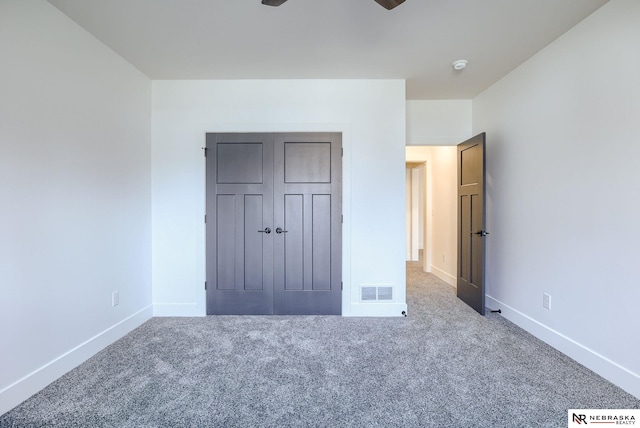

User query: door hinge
[203,147,208,157]
[204,214,207,223]
[341,214,343,224]
[341,147,344,157]
[341,281,343,291]
[205,281,207,290]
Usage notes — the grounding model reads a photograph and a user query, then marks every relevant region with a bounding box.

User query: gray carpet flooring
[2,261,638,427]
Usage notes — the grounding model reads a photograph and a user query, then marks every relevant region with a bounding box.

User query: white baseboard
[347,302,408,317]
[486,295,640,400]
[0,305,153,416]
[153,301,408,317]
[430,265,456,288]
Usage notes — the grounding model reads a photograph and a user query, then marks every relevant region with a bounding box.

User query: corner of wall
[0,307,153,416]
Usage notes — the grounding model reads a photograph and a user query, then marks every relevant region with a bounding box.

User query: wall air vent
[361,286,377,301]
[377,286,393,301]
[361,286,393,302]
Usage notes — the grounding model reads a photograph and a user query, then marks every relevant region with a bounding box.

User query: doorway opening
[405,146,458,289]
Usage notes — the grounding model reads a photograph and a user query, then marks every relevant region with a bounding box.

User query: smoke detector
[452,60,468,71]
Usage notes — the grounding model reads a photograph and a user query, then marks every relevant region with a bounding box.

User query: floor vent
[361,286,393,302]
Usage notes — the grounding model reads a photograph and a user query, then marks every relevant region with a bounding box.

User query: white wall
[152,80,407,317]
[406,147,458,286]
[0,1,152,414]
[473,0,640,398]
[406,100,472,146]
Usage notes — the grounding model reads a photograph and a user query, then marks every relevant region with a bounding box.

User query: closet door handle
[276,227,288,234]
[258,227,272,234]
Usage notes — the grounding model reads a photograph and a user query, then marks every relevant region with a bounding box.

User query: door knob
[258,227,271,234]
[473,230,489,237]
[276,227,288,234]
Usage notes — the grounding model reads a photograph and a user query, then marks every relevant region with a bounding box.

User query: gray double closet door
[206,133,342,315]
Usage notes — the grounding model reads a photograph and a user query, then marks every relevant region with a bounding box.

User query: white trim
[486,295,640,399]
[0,306,153,415]
[347,302,408,317]
[430,265,456,288]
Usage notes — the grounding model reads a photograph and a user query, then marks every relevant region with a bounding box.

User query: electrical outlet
[543,293,551,310]
[112,291,119,307]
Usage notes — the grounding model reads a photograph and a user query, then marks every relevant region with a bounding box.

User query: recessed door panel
[217,143,264,184]
[284,194,304,291]
[284,142,331,183]
[216,195,236,290]
[244,195,264,291]
[460,194,470,283]
[312,194,331,291]
[471,194,482,287]
[461,145,480,186]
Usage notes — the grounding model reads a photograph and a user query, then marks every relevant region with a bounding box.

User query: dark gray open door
[457,133,487,315]
[206,132,341,315]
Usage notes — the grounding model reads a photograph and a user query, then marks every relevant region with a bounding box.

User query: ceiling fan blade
[262,0,288,6]
[374,0,406,10]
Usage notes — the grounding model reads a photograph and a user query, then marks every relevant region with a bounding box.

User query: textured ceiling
[47,0,608,99]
